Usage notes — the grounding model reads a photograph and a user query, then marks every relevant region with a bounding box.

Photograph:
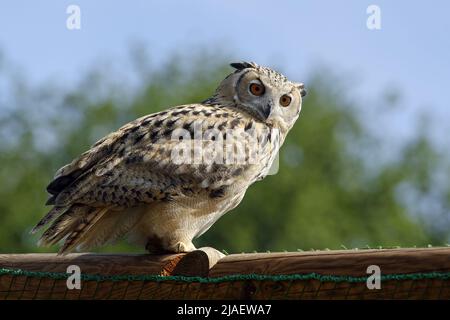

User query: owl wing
[48,104,254,207]
[33,104,262,253]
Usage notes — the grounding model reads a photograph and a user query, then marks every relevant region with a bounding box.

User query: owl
[31,61,306,254]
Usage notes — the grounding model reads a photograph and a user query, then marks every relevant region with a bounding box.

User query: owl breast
[128,186,247,251]
[251,126,281,181]
[129,125,280,252]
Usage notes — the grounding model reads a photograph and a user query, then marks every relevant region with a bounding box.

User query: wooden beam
[0,248,449,299]
[1,247,449,277]
[172,247,226,277]
[209,247,450,277]
[0,253,186,276]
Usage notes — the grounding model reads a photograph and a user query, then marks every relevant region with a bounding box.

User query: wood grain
[209,247,450,277]
[172,247,225,277]
[0,253,186,276]
[0,247,449,299]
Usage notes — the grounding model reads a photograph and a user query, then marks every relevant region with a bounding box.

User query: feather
[230,61,257,70]
[46,169,83,195]
[38,205,84,246]
[58,207,109,255]
[77,207,143,251]
[31,206,69,234]
[45,195,57,206]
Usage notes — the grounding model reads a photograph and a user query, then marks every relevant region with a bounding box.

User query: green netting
[1,267,449,299]
[1,267,449,283]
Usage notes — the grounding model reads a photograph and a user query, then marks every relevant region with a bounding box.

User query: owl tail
[37,205,109,255]
[31,206,69,234]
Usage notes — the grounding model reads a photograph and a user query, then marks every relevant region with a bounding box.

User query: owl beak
[297,83,307,97]
[259,102,272,121]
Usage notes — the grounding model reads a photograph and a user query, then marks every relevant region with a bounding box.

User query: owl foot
[145,236,196,254]
[172,241,196,253]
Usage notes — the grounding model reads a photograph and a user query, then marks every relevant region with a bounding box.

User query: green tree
[0,51,448,253]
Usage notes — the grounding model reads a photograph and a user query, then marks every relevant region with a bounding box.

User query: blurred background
[0,1,449,253]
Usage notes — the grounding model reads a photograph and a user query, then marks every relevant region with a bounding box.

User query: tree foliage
[0,51,448,253]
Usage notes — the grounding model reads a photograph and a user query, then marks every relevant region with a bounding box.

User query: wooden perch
[0,253,185,276]
[0,247,225,277]
[0,247,449,299]
[209,247,450,277]
[172,247,225,277]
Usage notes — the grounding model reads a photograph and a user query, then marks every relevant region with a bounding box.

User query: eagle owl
[32,62,306,254]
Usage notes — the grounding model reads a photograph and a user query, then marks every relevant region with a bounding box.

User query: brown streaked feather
[76,207,144,251]
[38,205,85,246]
[51,155,118,207]
[31,206,68,234]
[46,106,261,209]
[46,169,84,195]
[58,207,109,255]
[45,105,239,205]
[46,128,121,199]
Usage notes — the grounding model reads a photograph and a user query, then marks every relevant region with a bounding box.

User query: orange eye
[249,83,265,96]
[280,94,292,107]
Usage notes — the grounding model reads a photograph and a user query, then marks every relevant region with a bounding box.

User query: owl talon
[173,241,196,253]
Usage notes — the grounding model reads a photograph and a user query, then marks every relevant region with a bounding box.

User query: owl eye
[249,83,265,96]
[280,94,292,107]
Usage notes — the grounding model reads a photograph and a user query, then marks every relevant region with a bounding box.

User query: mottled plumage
[32,61,306,254]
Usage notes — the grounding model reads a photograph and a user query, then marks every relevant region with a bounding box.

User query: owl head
[208,61,306,131]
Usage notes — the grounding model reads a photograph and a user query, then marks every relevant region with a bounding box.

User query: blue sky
[0,1,449,146]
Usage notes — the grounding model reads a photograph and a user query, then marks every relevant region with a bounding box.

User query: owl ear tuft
[230,61,258,70]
